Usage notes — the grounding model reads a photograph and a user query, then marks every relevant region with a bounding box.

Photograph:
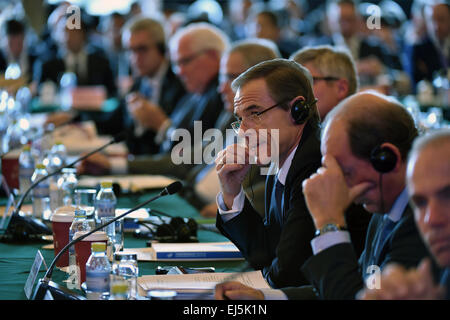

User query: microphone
[32,181,183,300]
[1,132,127,242]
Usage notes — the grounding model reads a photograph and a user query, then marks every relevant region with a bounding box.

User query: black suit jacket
[289,205,431,300]
[406,36,449,92]
[0,50,38,83]
[216,120,371,288]
[34,48,117,97]
[98,66,186,155]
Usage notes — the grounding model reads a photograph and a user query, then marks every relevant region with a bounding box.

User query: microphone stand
[32,182,181,300]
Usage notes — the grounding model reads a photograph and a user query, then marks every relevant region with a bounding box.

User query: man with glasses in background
[290,45,359,122]
[78,22,228,175]
[214,59,370,290]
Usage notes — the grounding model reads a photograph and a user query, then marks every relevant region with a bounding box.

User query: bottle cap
[101,181,113,188]
[91,242,106,252]
[36,164,46,169]
[74,209,86,218]
[111,282,129,295]
[22,145,31,151]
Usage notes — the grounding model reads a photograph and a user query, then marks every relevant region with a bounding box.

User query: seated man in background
[96,16,186,155]
[290,45,358,121]
[359,128,450,300]
[214,59,370,289]
[78,22,228,173]
[34,15,117,98]
[215,91,431,300]
[0,19,38,83]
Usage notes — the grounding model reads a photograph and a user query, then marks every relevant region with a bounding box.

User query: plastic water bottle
[59,72,77,111]
[111,252,139,300]
[61,168,78,206]
[85,242,111,300]
[31,164,51,220]
[19,145,35,201]
[48,142,67,211]
[95,182,116,222]
[68,209,94,288]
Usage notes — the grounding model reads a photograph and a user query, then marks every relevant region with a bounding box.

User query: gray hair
[227,38,280,69]
[168,22,229,56]
[291,45,359,95]
[122,15,166,47]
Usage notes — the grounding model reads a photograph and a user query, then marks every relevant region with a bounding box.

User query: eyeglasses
[312,76,340,82]
[231,100,287,134]
[172,50,208,73]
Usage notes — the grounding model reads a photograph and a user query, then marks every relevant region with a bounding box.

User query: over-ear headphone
[134,216,198,243]
[154,217,198,243]
[370,145,397,173]
[291,98,316,124]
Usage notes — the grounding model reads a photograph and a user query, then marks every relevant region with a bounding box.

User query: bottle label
[33,184,49,198]
[19,167,34,179]
[86,270,110,292]
[96,201,116,218]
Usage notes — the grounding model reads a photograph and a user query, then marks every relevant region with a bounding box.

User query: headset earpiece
[370,145,397,173]
[291,98,311,124]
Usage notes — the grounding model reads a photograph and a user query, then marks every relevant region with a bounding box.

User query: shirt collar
[276,144,298,185]
[385,188,409,223]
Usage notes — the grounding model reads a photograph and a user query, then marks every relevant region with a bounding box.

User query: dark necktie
[274,179,285,224]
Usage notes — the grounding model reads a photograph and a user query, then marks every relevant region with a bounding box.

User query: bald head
[323,91,418,161]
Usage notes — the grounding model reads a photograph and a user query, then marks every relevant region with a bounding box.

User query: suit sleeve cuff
[216,188,245,222]
[311,231,351,255]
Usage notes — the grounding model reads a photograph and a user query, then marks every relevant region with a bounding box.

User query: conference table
[0,187,247,300]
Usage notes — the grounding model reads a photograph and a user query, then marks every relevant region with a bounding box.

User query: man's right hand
[76,153,111,176]
[215,143,251,209]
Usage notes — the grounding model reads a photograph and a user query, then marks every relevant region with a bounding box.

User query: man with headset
[214,59,371,289]
[358,128,450,300]
[216,91,432,300]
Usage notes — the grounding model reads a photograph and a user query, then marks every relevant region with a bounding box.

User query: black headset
[370,145,397,173]
[154,216,198,243]
[134,215,198,243]
[290,98,317,124]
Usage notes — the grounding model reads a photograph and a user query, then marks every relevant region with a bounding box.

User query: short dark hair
[5,19,25,36]
[324,92,418,161]
[232,58,319,124]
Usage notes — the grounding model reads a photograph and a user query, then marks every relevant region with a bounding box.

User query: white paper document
[124,242,244,261]
[78,175,176,192]
[138,270,270,293]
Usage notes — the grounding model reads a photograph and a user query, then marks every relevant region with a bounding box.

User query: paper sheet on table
[138,270,270,292]
[78,175,176,192]
[123,242,244,261]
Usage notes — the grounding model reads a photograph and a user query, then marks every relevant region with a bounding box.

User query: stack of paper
[138,270,270,299]
[123,241,244,261]
[78,175,176,192]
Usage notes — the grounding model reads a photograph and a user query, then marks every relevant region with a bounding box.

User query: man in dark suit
[0,19,38,83]
[34,18,116,97]
[406,2,449,92]
[96,16,186,155]
[215,91,431,300]
[78,23,228,173]
[214,59,371,289]
[358,128,450,300]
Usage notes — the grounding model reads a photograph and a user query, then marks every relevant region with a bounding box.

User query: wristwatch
[315,223,348,237]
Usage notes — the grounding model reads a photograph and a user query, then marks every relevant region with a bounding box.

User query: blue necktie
[375,217,396,259]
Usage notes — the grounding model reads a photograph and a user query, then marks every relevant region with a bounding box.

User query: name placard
[24,250,48,299]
